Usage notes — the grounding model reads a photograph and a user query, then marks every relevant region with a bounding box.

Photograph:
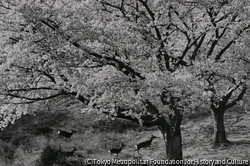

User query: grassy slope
[0,101,250,165]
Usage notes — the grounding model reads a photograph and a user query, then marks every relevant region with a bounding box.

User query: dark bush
[0,141,15,165]
[36,145,84,166]
[36,145,60,166]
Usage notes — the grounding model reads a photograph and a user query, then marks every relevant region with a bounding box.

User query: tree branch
[14,65,56,83]
[99,0,129,19]
[225,85,247,109]
[207,39,218,58]
[0,1,12,10]
[99,1,122,10]
[206,26,227,59]
[215,24,250,61]
[40,19,145,80]
[215,40,235,61]
[214,12,233,24]
[190,33,206,60]
[175,33,205,67]
[0,91,67,102]
[65,91,90,105]
[206,7,228,59]
[40,19,57,30]
[92,51,146,80]
[138,0,155,21]
[102,107,161,127]
[7,87,58,92]
[240,57,250,63]
[138,0,169,72]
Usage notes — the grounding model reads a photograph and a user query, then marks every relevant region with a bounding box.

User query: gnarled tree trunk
[159,114,183,160]
[159,90,183,160]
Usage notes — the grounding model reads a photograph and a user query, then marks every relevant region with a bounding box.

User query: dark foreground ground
[0,101,249,165]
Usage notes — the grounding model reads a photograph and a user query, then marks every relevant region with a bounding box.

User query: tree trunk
[211,107,230,145]
[166,127,182,160]
[158,115,183,160]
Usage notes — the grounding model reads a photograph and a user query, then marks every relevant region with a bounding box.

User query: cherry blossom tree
[0,0,249,159]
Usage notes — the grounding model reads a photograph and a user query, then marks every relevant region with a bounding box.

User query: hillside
[0,101,249,166]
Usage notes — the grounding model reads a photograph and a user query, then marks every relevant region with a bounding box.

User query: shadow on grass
[90,118,157,133]
[231,140,250,145]
[210,140,250,150]
[0,111,69,145]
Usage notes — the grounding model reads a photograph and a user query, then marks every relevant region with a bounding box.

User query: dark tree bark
[211,106,229,145]
[167,127,182,160]
[160,91,183,160]
[210,81,247,145]
[159,114,183,160]
[158,116,182,160]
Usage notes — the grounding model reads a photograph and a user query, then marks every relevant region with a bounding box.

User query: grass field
[0,100,250,165]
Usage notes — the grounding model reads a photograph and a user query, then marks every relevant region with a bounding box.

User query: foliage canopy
[0,0,249,130]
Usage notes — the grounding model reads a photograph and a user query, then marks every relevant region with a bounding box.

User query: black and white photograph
[0,0,249,165]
